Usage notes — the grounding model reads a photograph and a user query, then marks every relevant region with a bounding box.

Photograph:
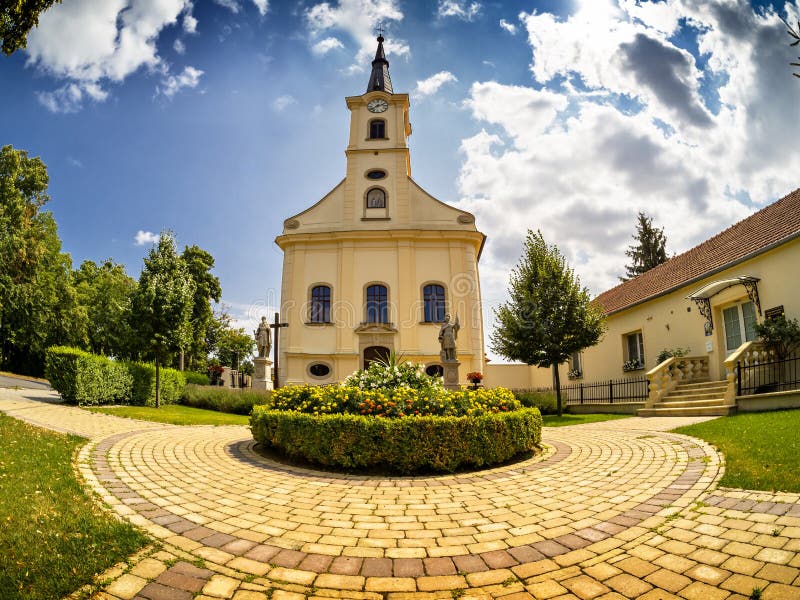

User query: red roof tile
[595,188,800,314]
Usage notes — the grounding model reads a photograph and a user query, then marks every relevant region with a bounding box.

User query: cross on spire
[375,22,385,39]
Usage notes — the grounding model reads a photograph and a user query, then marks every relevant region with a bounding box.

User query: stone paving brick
[604,573,653,597]
[526,579,568,599]
[684,564,730,585]
[676,581,730,600]
[105,574,148,599]
[201,575,240,598]
[138,582,194,600]
[155,570,206,593]
[762,583,800,599]
[315,574,366,591]
[644,568,691,593]
[561,575,610,599]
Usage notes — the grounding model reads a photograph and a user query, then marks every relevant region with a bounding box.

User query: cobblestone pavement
[3,388,800,599]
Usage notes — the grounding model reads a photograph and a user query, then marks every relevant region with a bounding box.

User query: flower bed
[250,360,540,474]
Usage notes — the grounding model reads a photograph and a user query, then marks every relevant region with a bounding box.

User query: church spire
[366,32,393,94]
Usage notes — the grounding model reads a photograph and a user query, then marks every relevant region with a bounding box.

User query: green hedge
[250,407,541,474]
[45,346,132,405]
[184,371,210,386]
[124,362,185,406]
[513,390,558,415]
[181,384,272,415]
[45,347,186,406]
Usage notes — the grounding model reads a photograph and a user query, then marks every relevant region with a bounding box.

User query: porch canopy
[686,276,761,332]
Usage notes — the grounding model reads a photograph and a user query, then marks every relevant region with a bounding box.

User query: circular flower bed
[250,360,541,474]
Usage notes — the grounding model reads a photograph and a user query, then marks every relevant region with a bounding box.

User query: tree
[131,231,194,407]
[756,316,800,361]
[621,211,668,281]
[181,245,221,370]
[1,0,61,55]
[215,323,255,371]
[491,230,606,416]
[0,145,85,374]
[73,259,137,358]
[781,16,800,78]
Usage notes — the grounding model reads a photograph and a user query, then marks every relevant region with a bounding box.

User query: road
[0,375,51,389]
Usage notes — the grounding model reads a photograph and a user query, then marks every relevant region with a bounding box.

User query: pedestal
[253,357,274,390]
[442,359,461,391]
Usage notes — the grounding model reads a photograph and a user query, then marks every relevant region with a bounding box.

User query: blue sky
[2,0,799,357]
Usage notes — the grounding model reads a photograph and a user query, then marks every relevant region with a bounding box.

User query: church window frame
[365,283,389,324]
[421,283,447,323]
[365,187,387,209]
[308,362,332,379]
[365,169,387,180]
[309,284,332,324]
[369,118,387,140]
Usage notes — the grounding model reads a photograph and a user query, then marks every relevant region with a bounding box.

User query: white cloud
[499,19,517,35]
[157,66,204,98]
[272,94,296,111]
[66,156,84,168]
[173,38,186,54]
[437,0,481,21]
[183,13,198,33]
[134,230,160,246]
[25,0,193,111]
[455,0,800,314]
[214,0,240,13]
[251,0,268,16]
[304,0,408,72]
[312,36,344,56]
[414,71,458,98]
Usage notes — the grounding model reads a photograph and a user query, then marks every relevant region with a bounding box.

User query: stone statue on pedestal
[438,314,460,361]
[254,316,272,358]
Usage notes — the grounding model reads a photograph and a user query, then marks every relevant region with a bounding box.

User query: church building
[275,35,486,386]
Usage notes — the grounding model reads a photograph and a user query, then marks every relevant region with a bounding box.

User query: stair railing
[645,355,710,409]
[723,341,772,403]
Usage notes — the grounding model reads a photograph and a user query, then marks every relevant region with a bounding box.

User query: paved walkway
[2,388,800,600]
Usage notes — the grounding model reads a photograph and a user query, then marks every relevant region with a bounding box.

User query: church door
[363,346,390,369]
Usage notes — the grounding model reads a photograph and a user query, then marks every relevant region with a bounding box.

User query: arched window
[423,284,446,322]
[310,285,331,323]
[366,188,386,209]
[366,284,388,323]
[369,119,386,139]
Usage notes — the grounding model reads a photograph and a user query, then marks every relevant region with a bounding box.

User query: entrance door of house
[363,346,390,369]
[722,300,757,354]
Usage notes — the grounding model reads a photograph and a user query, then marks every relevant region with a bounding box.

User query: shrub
[513,389,558,415]
[251,407,541,473]
[181,384,272,415]
[344,359,442,394]
[656,347,690,365]
[271,384,520,417]
[756,316,800,360]
[45,346,132,405]
[183,371,210,386]
[124,362,185,406]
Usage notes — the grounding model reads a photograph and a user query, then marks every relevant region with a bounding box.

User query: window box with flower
[622,359,644,372]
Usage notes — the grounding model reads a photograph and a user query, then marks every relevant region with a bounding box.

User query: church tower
[275,35,486,385]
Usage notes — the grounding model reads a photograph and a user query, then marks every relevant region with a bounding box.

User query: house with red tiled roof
[485,188,800,415]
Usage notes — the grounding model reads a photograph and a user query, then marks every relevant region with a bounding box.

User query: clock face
[367,99,389,113]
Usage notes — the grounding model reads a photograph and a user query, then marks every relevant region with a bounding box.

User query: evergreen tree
[781,16,800,78]
[621,212,668,281]
[131,231,194,407]
[491,230,606,416]
[181,245,221,370]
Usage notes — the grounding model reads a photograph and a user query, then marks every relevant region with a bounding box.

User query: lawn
[674,409,800,492]
[542,413,632,427]
[86,404,250,426]
[0,413,148,600]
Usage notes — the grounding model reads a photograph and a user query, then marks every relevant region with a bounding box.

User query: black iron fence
[560,377,649,405]
[738,355,800,396]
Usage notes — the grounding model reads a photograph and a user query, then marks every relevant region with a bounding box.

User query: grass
[0,413,148,600]
[674,409,800,492]
[542,413,632,427]
[86,404,250,426]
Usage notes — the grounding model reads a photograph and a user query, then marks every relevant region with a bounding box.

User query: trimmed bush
[184,371,210,386]
[125,362,185,406]
[513,390,558,415]
[271,384,520,417]
[45,346,132,405]
[181,384,272,415]
[250,407,541,474]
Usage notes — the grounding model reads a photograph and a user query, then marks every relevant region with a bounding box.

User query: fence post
[580,383,584,404]
[609,380,614,404]
[736,360,741,397]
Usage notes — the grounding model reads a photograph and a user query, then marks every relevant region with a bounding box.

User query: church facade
[275,36,486,386]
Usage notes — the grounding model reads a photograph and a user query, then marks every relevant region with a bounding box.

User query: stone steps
[638,379,732,417]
